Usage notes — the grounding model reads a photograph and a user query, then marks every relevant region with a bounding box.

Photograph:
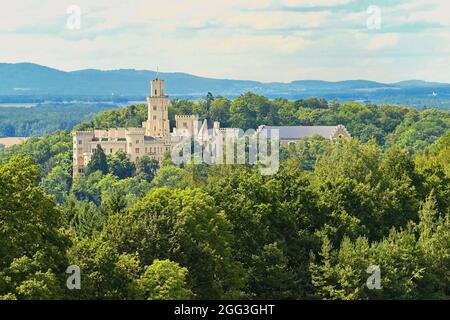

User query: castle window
[78,140,82,145]
[136,140,140,144]
[153,116,157,120]
[135,148,140,154]
[183,122,188,128]
[153,106,157,111]
[110,148,113,153]
[155,89,157,95]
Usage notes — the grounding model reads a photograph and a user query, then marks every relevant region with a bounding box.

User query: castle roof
[258,125,348,140]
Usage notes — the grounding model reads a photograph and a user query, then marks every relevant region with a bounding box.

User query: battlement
[73,131,95,135]
[126,128,146,134]
[175,114,199,119]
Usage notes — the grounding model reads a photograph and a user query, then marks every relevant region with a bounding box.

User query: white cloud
[367,34,399,50]
[0,0,449,82]
[280,0,350,7]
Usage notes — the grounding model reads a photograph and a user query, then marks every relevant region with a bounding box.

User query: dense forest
[0,103,118,137]
[0,93,449,300]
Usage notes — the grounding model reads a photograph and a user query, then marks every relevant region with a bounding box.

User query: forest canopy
[0,93,449,300]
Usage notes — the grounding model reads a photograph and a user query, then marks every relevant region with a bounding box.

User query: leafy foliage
[0,94,449,300]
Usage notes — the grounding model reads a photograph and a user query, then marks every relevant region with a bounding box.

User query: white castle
[72,76,350,175]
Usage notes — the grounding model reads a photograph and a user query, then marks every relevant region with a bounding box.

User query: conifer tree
[86,145,108,176]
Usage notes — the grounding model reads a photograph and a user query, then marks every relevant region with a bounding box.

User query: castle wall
[174,114,200,137]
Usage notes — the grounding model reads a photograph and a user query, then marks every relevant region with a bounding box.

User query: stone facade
[142,78,170,137]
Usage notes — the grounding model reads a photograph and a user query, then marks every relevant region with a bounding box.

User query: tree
[0,156,69,299]
[100,187,246,299]
[309,195,450,300]
[283,135,328,170]
[415,195,450,298]
[101,190,128,215]
[67,238,141,299]
[312,139,415,242]
[1,252,63,300]
[64,197,106,237]
[136,259,193,300]
[210,97,231,127]
[249,243,296,299]
[71,170,104,205]
[0,131,73,177]
[150,165,186,189]
[108,150,134,179]
[205,92,214,115]
[135,156,159,182]
[41,164,72,203]
[386,109,450,152]
[229,93,277,130]
[86,145,108,176]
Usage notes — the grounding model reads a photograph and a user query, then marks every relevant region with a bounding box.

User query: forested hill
[2,62,450,108]
[0,96,449,300]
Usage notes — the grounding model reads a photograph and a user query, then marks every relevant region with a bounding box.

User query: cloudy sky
[0,0,449,82]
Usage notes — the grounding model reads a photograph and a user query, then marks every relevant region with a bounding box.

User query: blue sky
[0,0,449,82]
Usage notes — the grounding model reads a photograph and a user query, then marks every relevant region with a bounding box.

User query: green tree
[229,92,277,130]
[210,96,231,127]
[86,145,108,176]
[108,150,134,179]
[135,156,159,182]
[249,243,296,299]
[67,238,141,299]
[0,156,69,299]
[100,187,246,299]
[41,164,72,203]
[309,195,449,300]
[136,259,193,300]
[150,165,186,189]
[71,170,104,205]
[205,92,214,114]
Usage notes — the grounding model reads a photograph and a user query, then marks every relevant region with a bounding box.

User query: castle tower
[143,75,170,137]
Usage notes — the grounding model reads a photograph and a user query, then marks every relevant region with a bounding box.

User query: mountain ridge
[1,63,450,109]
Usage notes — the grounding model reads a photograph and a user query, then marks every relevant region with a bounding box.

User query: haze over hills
[1,62,450,109]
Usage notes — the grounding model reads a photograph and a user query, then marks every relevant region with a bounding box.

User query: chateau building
[72,76,351,175]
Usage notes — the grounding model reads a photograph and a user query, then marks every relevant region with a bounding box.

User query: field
[0,103,37,108]
[0,137,30,148]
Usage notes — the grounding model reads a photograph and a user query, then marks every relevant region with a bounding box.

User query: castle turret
[143,74,170,137]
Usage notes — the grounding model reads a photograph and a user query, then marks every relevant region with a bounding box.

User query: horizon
[2,61,449,85]
[1,1,449,83]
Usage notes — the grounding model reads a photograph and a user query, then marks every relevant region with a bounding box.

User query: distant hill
[1,62,450,109]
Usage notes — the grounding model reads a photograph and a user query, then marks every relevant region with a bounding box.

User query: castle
[72,76,350,175]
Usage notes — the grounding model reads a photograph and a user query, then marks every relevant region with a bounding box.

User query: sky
[0,0,449,83]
